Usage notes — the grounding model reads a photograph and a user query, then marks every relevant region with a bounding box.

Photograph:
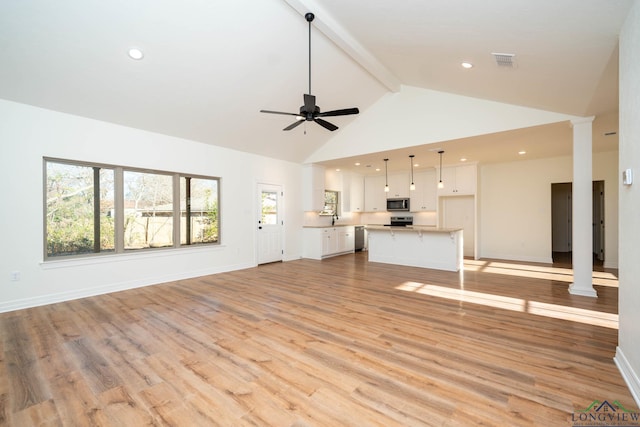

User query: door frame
[256,181,284,265]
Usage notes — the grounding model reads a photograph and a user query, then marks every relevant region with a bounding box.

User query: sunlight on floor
[396,281,619,329]
[463,259,619,287]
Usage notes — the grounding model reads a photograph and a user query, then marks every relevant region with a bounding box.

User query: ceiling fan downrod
[306,12,314,95]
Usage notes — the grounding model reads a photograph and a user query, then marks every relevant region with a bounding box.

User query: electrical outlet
[10,271,20,281]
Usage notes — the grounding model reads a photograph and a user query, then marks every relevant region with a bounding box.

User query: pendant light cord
[384,158,389,191]
[410,155,414,184]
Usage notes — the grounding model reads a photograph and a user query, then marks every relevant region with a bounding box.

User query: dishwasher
[354,226,365,251]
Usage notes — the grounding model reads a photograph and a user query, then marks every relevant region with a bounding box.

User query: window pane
[261,190,278,225]
[180,177,219,245]
[45,162,114,257]
[324,190,338,215]
[124,171,173,249]
[99,169,115,252]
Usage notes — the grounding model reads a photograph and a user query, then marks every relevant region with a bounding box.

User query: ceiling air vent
[492,52,516,68]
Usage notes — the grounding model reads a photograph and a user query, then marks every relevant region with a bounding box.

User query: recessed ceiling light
[518,150,527,155]
[375,168,380,172]
[461,62,473,69]
[128,47,144,60]
[414,163,420,167]
[335,168,341,172]
[460,157,467,162]
[354,162,361,166]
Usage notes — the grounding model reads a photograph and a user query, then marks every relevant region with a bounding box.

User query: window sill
[40,244,225,270]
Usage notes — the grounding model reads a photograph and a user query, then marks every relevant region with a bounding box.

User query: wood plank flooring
[0,252,635,426]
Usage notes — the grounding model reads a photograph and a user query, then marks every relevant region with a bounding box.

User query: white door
[441,196,475,258]
[257,183,283,264]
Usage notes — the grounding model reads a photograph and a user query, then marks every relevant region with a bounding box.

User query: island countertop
[302,224,362,229]
[365,225,462,233]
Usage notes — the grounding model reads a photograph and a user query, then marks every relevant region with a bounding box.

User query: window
[45,161,115,257]
[124,170,174,250]
[260,189,278,225]
[321,190,339,216]
[180,177,219,245]
[44,158,220,259]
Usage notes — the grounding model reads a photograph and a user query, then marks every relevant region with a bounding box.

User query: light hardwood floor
[0,252,635,426]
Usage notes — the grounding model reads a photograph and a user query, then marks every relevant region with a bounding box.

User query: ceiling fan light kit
[260,12,359,131]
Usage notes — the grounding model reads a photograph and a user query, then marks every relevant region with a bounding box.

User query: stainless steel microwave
[386,198,410,211]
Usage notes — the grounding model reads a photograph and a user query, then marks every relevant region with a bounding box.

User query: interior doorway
[551,181,604,266]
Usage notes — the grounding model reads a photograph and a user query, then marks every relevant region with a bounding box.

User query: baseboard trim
[476,253,553,264]
[614,346,640,408]
[0,262,253,313]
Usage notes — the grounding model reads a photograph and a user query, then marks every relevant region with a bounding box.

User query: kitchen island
[366,226,463,272]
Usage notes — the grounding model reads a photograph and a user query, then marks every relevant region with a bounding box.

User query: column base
[569,283,598,297]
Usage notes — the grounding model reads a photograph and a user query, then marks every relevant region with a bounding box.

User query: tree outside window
[46,162,114,257]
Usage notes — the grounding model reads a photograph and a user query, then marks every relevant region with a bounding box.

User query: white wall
[306,85,580,163]
[616,0,640,407]
[479,151,618,266]
[0,100,304,312]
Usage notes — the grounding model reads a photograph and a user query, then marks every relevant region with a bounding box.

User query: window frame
[43,157,221,261]
[320,189,339,216]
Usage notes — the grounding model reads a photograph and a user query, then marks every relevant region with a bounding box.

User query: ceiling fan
[260,12,359,132]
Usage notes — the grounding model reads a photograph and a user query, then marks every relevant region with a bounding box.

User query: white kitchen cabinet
[324,168,342,192]
[322,228,338,255]
[387,172,410,198]
[437,164,477,196]
[364,175,387,212]
[303,226,355,260]
[303,164,325,211]
[336,227,355,253]
[349,173,364,213]
[410,168,437,211]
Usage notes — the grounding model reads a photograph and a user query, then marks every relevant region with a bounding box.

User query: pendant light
[409,155,415,191]
[437,150,445,189]
[384,158,389,192]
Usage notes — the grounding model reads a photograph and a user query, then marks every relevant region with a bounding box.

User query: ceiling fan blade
[304,94,316,112]
[314,118,338,131]
[283,120,305,131]
[260,109,300,116]
[317,107,360,117]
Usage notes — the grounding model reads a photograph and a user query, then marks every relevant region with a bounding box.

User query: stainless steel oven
[386,216,413,227]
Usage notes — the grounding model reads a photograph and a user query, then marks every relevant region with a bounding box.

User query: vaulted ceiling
[0,0,631,171]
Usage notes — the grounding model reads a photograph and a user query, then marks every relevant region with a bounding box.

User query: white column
[569,117,597,297]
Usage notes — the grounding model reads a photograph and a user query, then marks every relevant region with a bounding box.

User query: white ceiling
[0,0,631,170]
